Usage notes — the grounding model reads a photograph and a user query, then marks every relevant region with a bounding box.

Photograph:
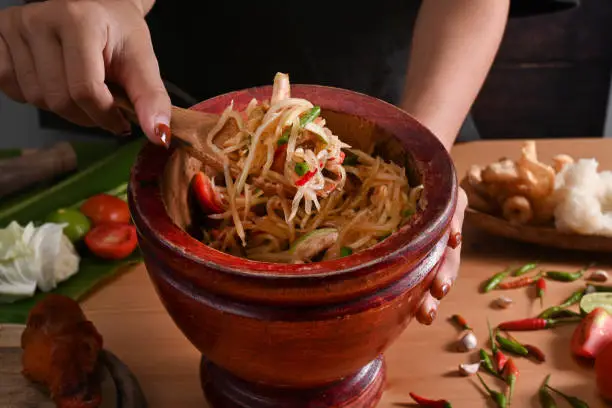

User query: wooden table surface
[82,138,612,408]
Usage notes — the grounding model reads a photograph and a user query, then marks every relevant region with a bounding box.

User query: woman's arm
[400,0,510,151]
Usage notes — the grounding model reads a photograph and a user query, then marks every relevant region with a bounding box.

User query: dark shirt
[146,0,579,106]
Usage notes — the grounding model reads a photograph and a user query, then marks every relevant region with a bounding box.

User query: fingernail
[440,283,451,297]
[154,117,171,148]
[448,231,462,249]
[426,307,437,325]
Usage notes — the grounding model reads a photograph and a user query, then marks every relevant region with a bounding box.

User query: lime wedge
[580,292,612,315]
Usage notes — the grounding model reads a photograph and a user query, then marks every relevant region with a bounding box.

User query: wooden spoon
[111,89,298,197]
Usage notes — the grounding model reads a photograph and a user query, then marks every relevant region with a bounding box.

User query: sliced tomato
[571,307,612,359]
[85,223,138,260]
[271,144,287,174]
[80,194,130,226]
[596,341,612,401]
[192,172,224,214]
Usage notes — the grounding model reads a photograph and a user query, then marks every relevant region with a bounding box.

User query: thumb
[114,27,171,146]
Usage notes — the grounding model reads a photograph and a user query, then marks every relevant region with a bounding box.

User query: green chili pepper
[340,247,353,257]
[477,374,507,408]
[545,270,585,282]
[277,106,321,146]
[513,261,538,276]
[589,284,612,293]
[538,308,582,319]
[402,208,415,218]
[545,264,594,282]
[479,349,498,377]
[539,288,586,319]
[538,375,558,408]
[342,150,359,166]
[277,133,290,146]
[482,268,511,293]
[495,334,529,356]
[561,288,587,307]
[546,384,589,408]
[488,321,498,353]
[300,106,321,127]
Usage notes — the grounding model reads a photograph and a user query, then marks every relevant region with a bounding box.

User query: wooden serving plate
[466,208,612,252]
[0,324,147,408]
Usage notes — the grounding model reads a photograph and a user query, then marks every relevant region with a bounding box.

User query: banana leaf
[0,137,147,324]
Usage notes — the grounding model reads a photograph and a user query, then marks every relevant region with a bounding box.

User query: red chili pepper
[524,344,546,362]
[495,350,509,373]
[498,316,582,331]
[451,314,471,331]
[497,274,540,289]
[536,277,546,308]
[295,170,317,186]
[503,358,519,403]
[409,392,453,408]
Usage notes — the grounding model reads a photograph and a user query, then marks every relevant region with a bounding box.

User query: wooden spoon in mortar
[111,88,298,197]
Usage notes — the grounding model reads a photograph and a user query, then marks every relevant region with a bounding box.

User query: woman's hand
[416,187,467,325]
[0,0,170,144]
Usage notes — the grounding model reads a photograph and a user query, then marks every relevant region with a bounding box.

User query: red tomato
[596,341,612,402]
[80,194,130,226]
[571,307,612,359]
[191,172,223,214]
[85,223,138,260]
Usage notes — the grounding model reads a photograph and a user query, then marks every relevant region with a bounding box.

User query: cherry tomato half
[571,307,612,359]
[596,341,612,402]
[84,223,138,260]
[80,194,130,226]
[191,172,223,214]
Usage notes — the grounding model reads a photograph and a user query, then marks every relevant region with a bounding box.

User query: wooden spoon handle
[0,142,77,198]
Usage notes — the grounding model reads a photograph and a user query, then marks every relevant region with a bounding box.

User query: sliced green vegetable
[342,150,359,166]
[340,247,353,257]
[44,208,91,242]
[580,292,612,315]
[294,162,309,176]
[300,106,321,127]
[277,132,290,146]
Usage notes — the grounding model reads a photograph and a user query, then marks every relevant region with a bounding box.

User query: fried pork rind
[21,294,103,408]
[463,140,573,225]
[502,196,533,225]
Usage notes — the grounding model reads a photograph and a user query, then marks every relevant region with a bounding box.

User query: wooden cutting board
[0,324,147,408]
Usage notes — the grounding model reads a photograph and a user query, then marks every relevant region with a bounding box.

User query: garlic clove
[493,296,513,309]
[458,330,478,352]
[459,361,481,376]
[587,269,608,283]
